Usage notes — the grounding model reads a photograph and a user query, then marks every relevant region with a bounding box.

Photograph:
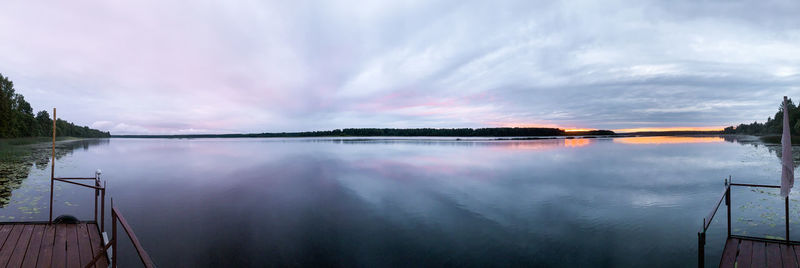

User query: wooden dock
[700,180,800,267]
[0,222,108,268]
[720,237,800,268]
[0,109,152,268]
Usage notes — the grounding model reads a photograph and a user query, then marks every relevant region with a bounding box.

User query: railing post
[49,108,56,224]
[101,181,106,233]
[786,196,790,242]
[725,179,731,238]
[94,175,99,223]
[112,206,117,268]
[698,231,705,268]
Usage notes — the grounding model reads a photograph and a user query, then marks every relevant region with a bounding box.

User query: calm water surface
[1,136,798,267]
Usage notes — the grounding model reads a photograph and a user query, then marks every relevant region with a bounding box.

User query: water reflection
[615,136,724,144]
[2,136,795,267]
[0,139,109,207]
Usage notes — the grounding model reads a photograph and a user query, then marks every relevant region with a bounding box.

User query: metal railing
[698,177,794,268]
[49,173,155,267]
[47,107,154,267]
[49,172,106,232]
[86,200,155,268]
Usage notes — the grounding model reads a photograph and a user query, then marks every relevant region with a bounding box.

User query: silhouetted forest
[0,73,110,138]
[114,128,616,138]
[723,98,800,135]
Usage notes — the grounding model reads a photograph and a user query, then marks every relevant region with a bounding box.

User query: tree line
[113,128,616,138]
[723,98,800,135]
[0,73,110,138]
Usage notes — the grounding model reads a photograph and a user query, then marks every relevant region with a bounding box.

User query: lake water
[1,136,798,267]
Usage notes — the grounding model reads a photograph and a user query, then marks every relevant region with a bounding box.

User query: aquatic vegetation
[0,139,107,208]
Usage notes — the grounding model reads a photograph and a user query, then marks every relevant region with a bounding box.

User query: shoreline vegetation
[722,97,800,144]
[1,73,109,139]
[112,129,735,139]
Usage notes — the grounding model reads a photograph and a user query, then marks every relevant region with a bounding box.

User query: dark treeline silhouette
[723,98,800,135]
[114,128,616,138]
[0,73,110,138]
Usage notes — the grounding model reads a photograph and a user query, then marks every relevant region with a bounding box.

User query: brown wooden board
[794,245,800,268]
[752,242,767,267]
[767,243,783,268]
[65,224,80,268]
[720,238,739,268]
[0,224,25,266]
[21,224,45,268]
[77,223,93,267]
[737,239,754,268]
[86,223,108,268]
[7,224,35,267]
[0,225,14,249]
[780,243,797,268]
[52,224,68,268]
[37,225,57,268]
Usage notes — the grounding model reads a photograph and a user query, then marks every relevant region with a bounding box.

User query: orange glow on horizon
[613,126,724,133]
[564,128,596,132]
[491,122,724,134]
[614,136,724,145]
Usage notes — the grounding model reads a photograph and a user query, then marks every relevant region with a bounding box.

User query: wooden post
[49,108,56,224]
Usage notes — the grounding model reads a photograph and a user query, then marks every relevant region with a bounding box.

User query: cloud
[0,0,798,134]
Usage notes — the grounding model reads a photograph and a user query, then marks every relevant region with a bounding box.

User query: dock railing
[85,200,155,268]
[698,177,794,268]
[47,108,153,267]
[49,172,106,231]
[49,172,154,267]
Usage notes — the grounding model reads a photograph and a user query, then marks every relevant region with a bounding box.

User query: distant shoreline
[110,130,726,139]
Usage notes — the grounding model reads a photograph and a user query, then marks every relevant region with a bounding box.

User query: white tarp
[781,96,794,197]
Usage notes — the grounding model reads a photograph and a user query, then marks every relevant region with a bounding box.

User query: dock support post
[95,174,99,223]
[698,231,705,268]
[101,181,106,233]
[786,196,790,242]
[112,198,117,268]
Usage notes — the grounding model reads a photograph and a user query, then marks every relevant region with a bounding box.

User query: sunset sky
[1,0,798,134]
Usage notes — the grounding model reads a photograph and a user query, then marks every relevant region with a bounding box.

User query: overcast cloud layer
[1,0,799,134]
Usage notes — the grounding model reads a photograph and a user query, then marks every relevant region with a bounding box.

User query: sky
[0,0,799,134]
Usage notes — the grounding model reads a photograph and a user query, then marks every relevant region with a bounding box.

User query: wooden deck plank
[52,224,67,268]
[76,223,93,267]
[0,225,14,249]
[753,242,767,267]
[65,224,80,268]
[720,238,740,268]
[37,225,56,268]
[0,223,108,268]
[7,224,35,267]
[794,245,800,268]
[737,239,754,268]
[767,243,783,268]
[780,243,797,268]
[21,225,45,268]
[86,224,108,268]
[0,224,25,266]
